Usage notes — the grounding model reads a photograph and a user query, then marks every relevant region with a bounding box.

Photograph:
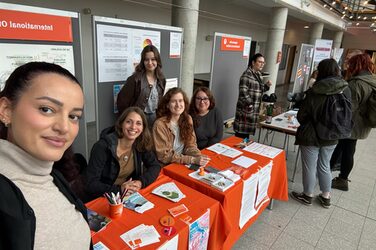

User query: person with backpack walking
[291,59,351,208]
[331,53,376,191]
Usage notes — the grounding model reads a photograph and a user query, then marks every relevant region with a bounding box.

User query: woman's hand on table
[121,179,142,195]
[192,155,211,166]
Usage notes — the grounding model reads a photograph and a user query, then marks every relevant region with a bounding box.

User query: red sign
[0,9,73,42]
[221,37,244,51]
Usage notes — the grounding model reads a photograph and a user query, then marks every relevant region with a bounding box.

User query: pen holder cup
[109,203,123,219]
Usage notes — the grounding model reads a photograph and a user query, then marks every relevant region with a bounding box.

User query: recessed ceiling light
[350,15,354,19]
[330,7,333,10]
[304,25,310,29]
[332,1,336,5]
[363,16,368,20]
[356,22,360,25]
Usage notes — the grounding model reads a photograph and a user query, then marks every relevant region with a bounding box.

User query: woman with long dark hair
[117,45,166,127]
[0,62,91,249]
[331,53,376,191]
[153,87,209,166]
[84,107,161,200]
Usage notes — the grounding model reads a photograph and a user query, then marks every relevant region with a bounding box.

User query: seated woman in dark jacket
[84,107,161,200]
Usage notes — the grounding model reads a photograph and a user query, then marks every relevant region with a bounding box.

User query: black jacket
[0,169,91,250]
[295,76,350,146]
[85,127,161,200]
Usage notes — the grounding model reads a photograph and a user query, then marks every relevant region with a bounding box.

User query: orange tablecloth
[163,136,288,249]
[86,174,231,250]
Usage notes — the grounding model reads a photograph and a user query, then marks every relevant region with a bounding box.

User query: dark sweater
[193,107,224,149]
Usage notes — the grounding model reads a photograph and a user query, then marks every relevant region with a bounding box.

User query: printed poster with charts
[243,142,282,158]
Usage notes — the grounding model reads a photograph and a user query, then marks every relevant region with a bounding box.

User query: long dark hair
[189,87,216,128]
[156,87,193,143]
[115,106,153,152]
[135,45,165,81]
[316,58,340,82]
[0,61,80,139]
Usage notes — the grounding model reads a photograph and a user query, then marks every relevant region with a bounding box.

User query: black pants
[330,138,357,179]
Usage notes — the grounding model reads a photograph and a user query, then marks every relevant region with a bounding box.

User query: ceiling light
[350,15,354,19]
[304,25,310,29]
[332,1,336,4]
[341,15,345,19]
[342,11,346,14]
[345,6,348,10]
[356,22,360,25]
[364,16,368,20]
[330,7,333,10]
[324,4,327,7]
[358,15,362,19]
[371,23,375,26]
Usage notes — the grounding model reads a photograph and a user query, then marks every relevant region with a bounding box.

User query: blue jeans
[300,145,336,195]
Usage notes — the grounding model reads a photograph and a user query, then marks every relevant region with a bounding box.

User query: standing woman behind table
[0,62,91,249]
[117,45,166,127]
[290,59,351,209]
[189,87,223,150]
[84,107,161,200]
[233,53,272,139]
[153,87,210,166]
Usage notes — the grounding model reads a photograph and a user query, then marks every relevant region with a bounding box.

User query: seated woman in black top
[84,107,161,200]
[189,87,223,149]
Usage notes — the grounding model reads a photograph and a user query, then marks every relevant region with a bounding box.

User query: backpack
[315,92,353,140]
[364,86,376,128]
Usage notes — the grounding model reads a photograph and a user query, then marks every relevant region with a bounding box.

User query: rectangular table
[86,174,231,250]
[163,136,288,249]
[258,111,301,181]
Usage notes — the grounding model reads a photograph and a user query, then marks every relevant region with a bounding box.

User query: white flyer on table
[255,161,272,208]
[157,235,179,250]
[231,156,257,168]
[206,143,242,158]
[243,142,282,158]
[239,173,258,228]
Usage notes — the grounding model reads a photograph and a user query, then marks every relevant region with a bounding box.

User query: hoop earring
[2,119,8,127]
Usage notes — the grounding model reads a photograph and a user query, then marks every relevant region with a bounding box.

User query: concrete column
[263,7,288,94]
[171,0,199,98]
[309,22,324,45]
[333,31,343,49]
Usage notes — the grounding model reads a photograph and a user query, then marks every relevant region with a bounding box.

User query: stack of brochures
[189,171,235,192]
[218,169,241,182]
[206,143,243,158]
[87,209,111,234]
[123,192,154,214]
[152,182,186,202]
[120,224,160,249]
[231,155,257,168]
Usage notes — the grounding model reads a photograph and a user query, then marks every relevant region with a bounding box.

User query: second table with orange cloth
[86,174,231,250]
[163,136,289,249]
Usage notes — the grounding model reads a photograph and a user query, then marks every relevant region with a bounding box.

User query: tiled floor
[232,125,376,250]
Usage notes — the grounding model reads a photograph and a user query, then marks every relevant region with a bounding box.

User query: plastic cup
[109,203,123,219]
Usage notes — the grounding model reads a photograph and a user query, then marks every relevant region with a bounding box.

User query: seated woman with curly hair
[153,87,209,166]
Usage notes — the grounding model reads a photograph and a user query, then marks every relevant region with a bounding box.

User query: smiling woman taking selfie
[0,62,91,249]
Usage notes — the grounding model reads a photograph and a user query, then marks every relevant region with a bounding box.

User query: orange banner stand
[0,9,72,42]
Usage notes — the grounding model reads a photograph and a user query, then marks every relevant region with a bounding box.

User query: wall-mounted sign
[220,36,244,51]
[0,9,73,42]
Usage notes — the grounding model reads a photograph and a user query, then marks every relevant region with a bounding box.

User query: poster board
[312,39,333,72]
[292,44,314,94]
[210,32,251,122]
[93,16,183,137]
[0,2,88,158]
